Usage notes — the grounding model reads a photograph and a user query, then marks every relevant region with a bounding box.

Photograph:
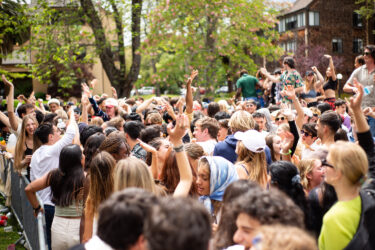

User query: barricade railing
[0,153,47,250]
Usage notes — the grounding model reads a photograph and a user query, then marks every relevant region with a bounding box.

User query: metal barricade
[0,155,47,250]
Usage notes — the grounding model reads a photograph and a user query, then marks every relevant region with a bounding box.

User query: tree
[79,0,143,97]
[142,0,283,94]
[0,0,30,62]
[355,0,375,44]
[22,0,94,97]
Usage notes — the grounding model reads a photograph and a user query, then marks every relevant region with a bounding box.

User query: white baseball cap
[234,130,266,153]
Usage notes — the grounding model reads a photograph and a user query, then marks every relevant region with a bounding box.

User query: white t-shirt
[197,139,217,155]
[30,124,76,206]
[225,245,245,250]
[85,236,113,250]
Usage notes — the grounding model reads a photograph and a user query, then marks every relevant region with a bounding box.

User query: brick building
[277,0,374,81]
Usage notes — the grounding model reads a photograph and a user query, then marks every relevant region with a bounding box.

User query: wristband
[173,144,184,153]
[280,149,292,155]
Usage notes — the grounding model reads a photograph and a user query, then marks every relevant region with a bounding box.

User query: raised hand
[81,83,92,98]
[346,78,363,111]
[311,66,318,72]
[81,94,89,106]
[111,87,118,99]
[281,131,294,153]
[2,74,14,88]
[137,139,158,154]
[324,54,332,59]
[167,114,189,145]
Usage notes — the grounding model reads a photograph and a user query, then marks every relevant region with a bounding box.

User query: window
[286,15,297,30]
[332,38,343,53]
[287,40,297,52]
[353,38,363,53]
[279,18,285,32]
[353,12,363,27]
[297,13,305,28]
[309,11,319,26]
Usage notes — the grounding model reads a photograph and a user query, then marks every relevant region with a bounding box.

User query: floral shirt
[279,69,303,103]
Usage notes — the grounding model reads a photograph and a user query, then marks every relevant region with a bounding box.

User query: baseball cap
[234,130,266,153]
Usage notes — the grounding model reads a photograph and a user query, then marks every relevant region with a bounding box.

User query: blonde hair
[218,100,228,112]
[14,114,38,171]
[114,156,156,193]
[90,117,104,126]
[255,224,317,250]
[329,141,368,186]
[304,74,318,92]
[278,123,290,133]
[298,159,316,190]
[228,110,255,133]
[146,112,163,125]
[236,141,267,187]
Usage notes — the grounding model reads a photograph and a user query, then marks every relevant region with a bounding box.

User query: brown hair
[86,151,116,215]
[184,143,205,160]
[236,141,267,187]
[196,117,220,139]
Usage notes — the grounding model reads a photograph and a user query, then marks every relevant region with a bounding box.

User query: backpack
[344,187,375,250]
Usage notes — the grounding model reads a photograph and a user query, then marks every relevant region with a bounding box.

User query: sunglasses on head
[300,130,312,137]
[321,159,334,169]
[275,117,285,122]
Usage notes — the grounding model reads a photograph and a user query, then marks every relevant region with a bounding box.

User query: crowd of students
[1,45,375,250]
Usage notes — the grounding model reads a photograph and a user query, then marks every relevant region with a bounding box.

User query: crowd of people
[1,45,375,250]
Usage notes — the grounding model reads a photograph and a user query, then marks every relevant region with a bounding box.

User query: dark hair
[302,123,317,138]
[196,117,220,139]
[98,188,158,250]
[334,128,349,141]
[355,55,365,66]
[232,188,304,227]
[214,111,230,121]
[218,119,231,135]
[83,132,106,171]
[124,121,145,140]
[99,136,130,160]
[265,134,277,162]
[140,125,161,144]
[43,113,58,124]
[207,102,220,118]
[34,123,54,144]
[80,125,103,147]
[97,97,107,106]
[240,69,248,77]
[47,144,85,206]
[365,44,375,61]
[145,197,211,250]
[35,110,44,124]
[214,181,261,250]
[17,103,34,118]
[269,161,310,228]
[273,68,282,75]
[317,102,332,114]
[252,112,265,119]
[124,112,142,122]
[319,110,341,133]
[334,99,346,107]
[283,56,296,69]
[146,137,165,166]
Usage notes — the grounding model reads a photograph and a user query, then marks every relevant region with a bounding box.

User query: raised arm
[80,94,89,124]
[137,139,159,180]
[136,97,155,114]
[260,68,280,83]
[282,86,304,130]
[0,111,11,129]
[168,114,193,197]
[325,55,336,81]
[312,66,324,88]
[2,75,19,132]
[186,69,198,114]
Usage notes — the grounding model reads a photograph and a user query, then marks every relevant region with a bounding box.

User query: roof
[281,0,314,15]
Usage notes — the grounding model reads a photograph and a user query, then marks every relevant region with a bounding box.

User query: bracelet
[173,144,184,153]
[280,149,292,155]
[33,205,41,212]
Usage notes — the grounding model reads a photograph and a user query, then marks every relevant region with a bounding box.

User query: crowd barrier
[0,153,47,250]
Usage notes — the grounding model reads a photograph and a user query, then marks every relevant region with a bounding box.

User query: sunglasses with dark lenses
[300,130,311,137]
[364,52,371,56]
[321,159,335,169]
[275,117,285,122]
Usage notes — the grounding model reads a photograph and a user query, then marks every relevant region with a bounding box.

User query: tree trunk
[79,0,142,98]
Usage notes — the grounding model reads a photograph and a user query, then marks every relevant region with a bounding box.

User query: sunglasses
[300,130,312,137]
[321,159,334,169]
[275,117,285,122]
[364,52,371,56]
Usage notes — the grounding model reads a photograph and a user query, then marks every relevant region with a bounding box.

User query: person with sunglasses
[344,45,375,137]
[300,123,319,160]
[319,79,375,250]
[322,54,338,110]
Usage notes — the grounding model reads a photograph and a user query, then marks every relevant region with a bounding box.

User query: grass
[0,195,26,250]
